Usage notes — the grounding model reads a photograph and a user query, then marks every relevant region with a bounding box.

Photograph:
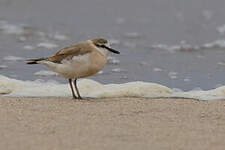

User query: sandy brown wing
[47,42,93,63]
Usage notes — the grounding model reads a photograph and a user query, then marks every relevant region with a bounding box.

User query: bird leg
[74,79,82,99]
[68,79,77,99]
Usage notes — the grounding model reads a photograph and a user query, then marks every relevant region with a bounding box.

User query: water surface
[1,0,225,91]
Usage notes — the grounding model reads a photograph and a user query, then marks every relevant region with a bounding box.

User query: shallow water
[1,0,225,91]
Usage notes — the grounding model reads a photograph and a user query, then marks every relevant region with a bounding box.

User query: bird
[26,38,120,99]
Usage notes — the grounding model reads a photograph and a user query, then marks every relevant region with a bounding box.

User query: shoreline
[0,97,225,150]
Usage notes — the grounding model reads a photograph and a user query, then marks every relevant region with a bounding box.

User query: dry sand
[0,97,225,150]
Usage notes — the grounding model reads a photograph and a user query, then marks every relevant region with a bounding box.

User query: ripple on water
[184,78,191,82]
[217,24,225,34]
[217,62,225,66]
[108,38,121,46]
[0,65,8,69]
[37,42,59,49]
[34,70,58,77]
[0,21,25,35]
[111,68,128,73]
[153,68,163,72]
[3,56,24,61]
[152,41,199,52]
[168,72,178,79]
[107,56,120,65]
[23,45,35,50]
[48,32,69,41]
[151,39,225,52]
[201,39,225,49]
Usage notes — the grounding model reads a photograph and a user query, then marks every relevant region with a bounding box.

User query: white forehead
[105,43,111,47]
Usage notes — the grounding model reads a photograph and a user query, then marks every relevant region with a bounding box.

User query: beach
[1,0,225,149]
[0,97,224,150]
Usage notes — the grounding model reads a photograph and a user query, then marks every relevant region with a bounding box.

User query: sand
[0,97,225,150]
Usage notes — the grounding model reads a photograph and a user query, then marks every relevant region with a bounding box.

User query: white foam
[0,75,171,98]
[168,72,178,79]
[107,56,120,65]
[139,61,151,66]
[3,56,24,61]
[153,68,163,72]
[37,42,59,49]
[34,70,58,77]
[151,39,225,52]
[111,68,127,73]
[217,24,225,34]
[201,39,225,49]
[0,74,225,100]
[50,32,69,41]
[17,36,27,42]
[152,41,199,53]
[108,38,120,45]
[0,65,8,69]
[24,45,35,50]
[0,21,25,35]
[120,75,128,79]
[217,62,225,66]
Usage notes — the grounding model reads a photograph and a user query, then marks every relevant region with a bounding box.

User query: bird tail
[26,57,47,64]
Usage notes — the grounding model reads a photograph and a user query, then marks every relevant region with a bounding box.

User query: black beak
[99,45,120,54]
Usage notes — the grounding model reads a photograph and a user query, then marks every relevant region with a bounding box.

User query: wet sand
[0,97,225,150]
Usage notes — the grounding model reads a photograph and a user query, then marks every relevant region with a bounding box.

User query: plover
[27,38,120,99]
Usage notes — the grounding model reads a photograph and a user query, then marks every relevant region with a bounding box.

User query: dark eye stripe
[98,44,106,48]
[96,44,105,48]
